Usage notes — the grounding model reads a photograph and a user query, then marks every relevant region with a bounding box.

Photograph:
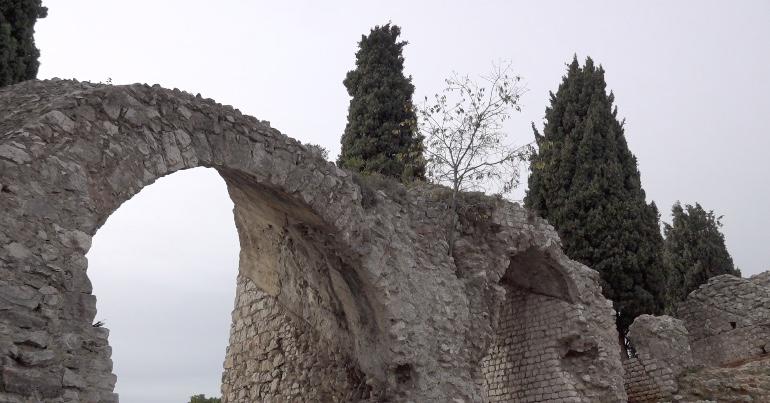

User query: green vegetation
[525,56,667,338]
[664,202,741,307]
[0,0,47,87]
[417,64,529,253]
[338,23,426,182]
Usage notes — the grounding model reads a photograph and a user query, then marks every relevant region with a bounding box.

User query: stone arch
[0,79,380,402]
[1,79,626,402]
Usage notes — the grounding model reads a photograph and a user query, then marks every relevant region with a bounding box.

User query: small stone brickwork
[478,280,623,403]
[221,275,367,402]
[480,286,581,402]
[677,274,770,367]
[622,354,675,402]
[623,314,693,402]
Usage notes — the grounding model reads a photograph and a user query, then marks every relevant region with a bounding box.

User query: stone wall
[622,354,675,402]
[222,275,368,402]
[677,274,770,367]
[622,315,693,402]
[480,286,584,402]
[0,79,626,402]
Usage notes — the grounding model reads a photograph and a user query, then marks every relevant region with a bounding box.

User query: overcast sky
[34,1,770,402]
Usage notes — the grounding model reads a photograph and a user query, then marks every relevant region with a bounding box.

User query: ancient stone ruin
[0,80,625,402]
[677,273,770,368]
[622,273,770,402]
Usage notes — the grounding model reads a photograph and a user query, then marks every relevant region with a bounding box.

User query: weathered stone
[677,274,770,367]
[41,110,75,133]
[621,273,770,401]
[0,144,31,164]
[0,283,41,310]
[1,367,63,398]
[16,330,49,348]
[629,314,693,377]
[16,349,56,366]
[0,79,626,402]
[54,226,92,253]
[62,368,86,389]
[2,243,30,261]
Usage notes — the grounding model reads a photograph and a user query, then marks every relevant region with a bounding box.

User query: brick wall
[622,354,676,402]
[221,275,368,402]
[479,286,583,402]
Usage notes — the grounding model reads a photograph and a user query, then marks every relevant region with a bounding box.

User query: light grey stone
[0,144,31,164]
[41,110,75,133]
[62,368,86,389]
[17,349,56,366]
[629,314,693,377]
[0,79,629,403]
[3,242,30,260]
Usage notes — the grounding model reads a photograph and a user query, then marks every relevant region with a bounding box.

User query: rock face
[623,315,692,402]
[621,273,770,402]
[677,274,770,367]
[675,356,770,402]
[628,315,693,378]
[0,79,625,402]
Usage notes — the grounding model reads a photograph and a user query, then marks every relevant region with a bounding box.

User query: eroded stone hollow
[478,249,621,402]
[0,80,626,402]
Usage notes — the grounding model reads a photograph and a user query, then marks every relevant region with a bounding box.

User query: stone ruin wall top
[0,79,626,402]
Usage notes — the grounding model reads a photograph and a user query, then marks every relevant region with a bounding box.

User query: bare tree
[417,63,532,254]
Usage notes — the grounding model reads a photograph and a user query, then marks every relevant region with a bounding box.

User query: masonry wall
[622,354,676,402]
[479,286,584,403]
[0,79,626,402]
[222,275,368,402]
[677,274,770,366]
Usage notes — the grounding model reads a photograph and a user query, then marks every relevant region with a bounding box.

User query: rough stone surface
[629,315,693,378]
[621,273,770,402]
[0,79,625,402]
[677,274,770,367]
[675,356,770,402]
[622,354,676,403]
[623,315,692,402]
[479,285,617,403]
[222,275,369,402]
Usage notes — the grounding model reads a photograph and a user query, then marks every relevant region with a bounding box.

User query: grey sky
[33,1,770,402]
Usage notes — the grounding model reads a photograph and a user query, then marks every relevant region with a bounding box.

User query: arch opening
[215,168,374,402]
[477,248,588,402]
[86,164,375,402]
[87,167,238,402]
[0,81,377,403]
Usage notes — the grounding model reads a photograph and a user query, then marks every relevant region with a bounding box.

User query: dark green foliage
[663,202,740,306]
[189,394,220,403]
[338,23,426,182]
[525,56,667,336]
[0,0,46,87]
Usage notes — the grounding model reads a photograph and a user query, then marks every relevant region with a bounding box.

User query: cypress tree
[0,0,47,87]
[338,23,426,181]
[663,202,740,306]
[526,57,666,337]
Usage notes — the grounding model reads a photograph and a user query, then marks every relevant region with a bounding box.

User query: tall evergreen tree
[663,202,740,306]
[526,57,666,338]
[0,0,47,87]
[338,23,426,181]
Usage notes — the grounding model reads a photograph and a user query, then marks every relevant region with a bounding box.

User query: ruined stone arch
[1,79,386,402]
[1,80,626,402]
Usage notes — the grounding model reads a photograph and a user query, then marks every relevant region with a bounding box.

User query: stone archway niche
[477,248,610,402]
[0,80,626,402]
